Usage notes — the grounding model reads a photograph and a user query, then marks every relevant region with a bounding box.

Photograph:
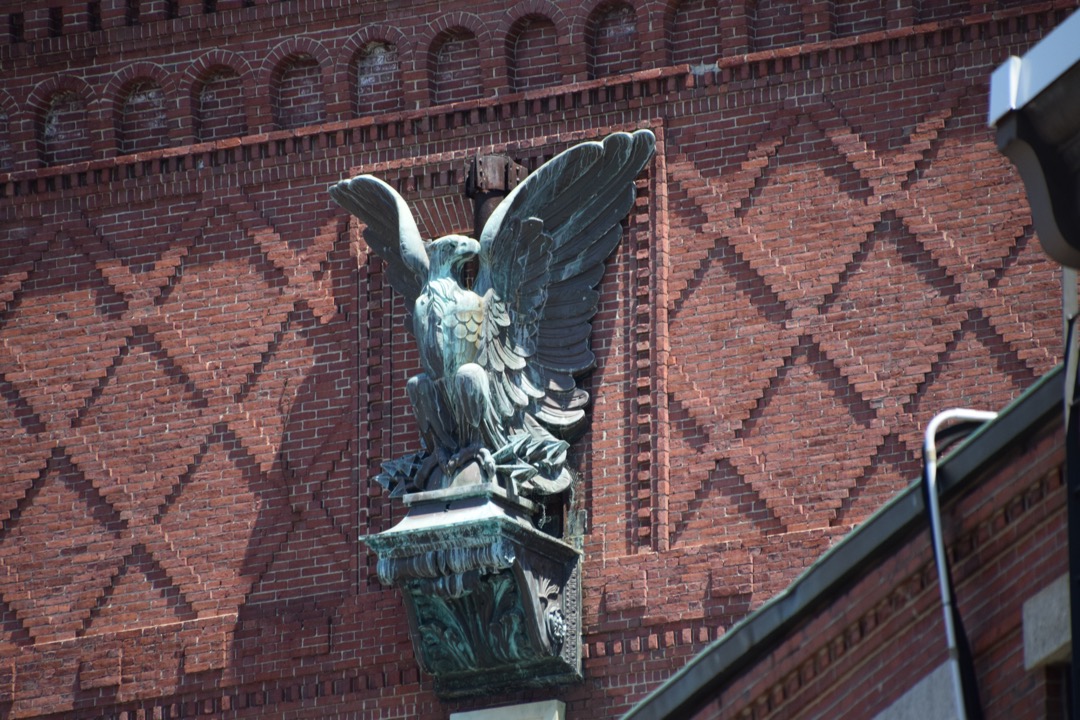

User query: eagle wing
[329,175,428,317]
[474,129,656,438]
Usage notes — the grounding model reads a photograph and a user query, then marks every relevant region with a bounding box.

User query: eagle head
[427,235,480,280]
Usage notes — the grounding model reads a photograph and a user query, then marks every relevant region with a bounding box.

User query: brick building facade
[0,0,1075,717]
[630,368,1071,719]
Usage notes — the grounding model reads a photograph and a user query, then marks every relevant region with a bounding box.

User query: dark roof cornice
[625,365,1064,720]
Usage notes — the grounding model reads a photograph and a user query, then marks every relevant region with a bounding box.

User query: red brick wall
[695,422,1068,720]
[508,14,563,92]
[751,0,805,51]
[40,91,92,166]
[193,67,248,142]
[355,42,404,116]
[273,54,326,130]
[117,80,168,154]
[0,108,12,173]
[0,0,1074,717]
[588,2,640,79]
[670,0,725,67]
[430,28,485,106]
[835,0,888,36]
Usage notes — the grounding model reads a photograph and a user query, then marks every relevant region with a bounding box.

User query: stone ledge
[1023,572,1070,669]
[871,663,958,720]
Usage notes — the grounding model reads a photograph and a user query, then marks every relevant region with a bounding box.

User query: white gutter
[988,8,1080,127]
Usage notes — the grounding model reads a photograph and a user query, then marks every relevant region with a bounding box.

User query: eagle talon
[414,452,441,491]
[477,448,496,479]
[440,444,498,484]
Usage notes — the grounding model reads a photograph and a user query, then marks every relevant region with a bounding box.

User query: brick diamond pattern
[0,184,356,713]
[0,51,1067,719]
[663,91,1051,552]
[0,236,131,435]
[0,454,126,645]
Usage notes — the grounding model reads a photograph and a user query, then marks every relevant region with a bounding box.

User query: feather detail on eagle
[330,129,656,499]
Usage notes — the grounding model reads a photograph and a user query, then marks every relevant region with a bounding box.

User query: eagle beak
[456,238,480,262]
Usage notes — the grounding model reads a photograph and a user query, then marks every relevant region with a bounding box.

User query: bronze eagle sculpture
[330,129,655,500]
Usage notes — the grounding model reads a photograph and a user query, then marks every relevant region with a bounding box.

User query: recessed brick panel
[81,544,197,638]
[751,0,804,52]
[118,79,168,154]
[355,42,403,116]
[273,54,325,130]
[588,2,639,79]
[0,454,126,645]
[508,15,561,92]
[194,67,246,142]
[41,91,91,165]
[671,0,724,66]
[431,29,484,105]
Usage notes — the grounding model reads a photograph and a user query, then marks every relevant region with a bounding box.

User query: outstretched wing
[474,129,656,438]
[329,175,428,314]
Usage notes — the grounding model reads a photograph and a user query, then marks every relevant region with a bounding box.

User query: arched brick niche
[272,53,326,130]
[669,0,724,66]
[506,14,562,92]
[429,27,484,106]
[586,1,640,79]
[354,41,403,116]
[117,79,169,154]
[39,90,92,166]
[193,66,248,142]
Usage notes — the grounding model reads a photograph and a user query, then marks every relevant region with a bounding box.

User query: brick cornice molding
[0,0,1067,191]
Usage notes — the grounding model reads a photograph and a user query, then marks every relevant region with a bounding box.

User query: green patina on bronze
[331,129,655,499]
[363,487,583,697]
[335,130,655,697]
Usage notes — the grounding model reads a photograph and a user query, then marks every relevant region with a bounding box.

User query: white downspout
[923,408,998,720]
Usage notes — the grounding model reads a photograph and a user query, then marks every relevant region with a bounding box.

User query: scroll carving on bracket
[332,130,655,697]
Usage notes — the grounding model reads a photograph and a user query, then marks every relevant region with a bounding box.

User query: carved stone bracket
[362,485,582,698]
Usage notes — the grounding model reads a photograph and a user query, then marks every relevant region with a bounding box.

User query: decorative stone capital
[363,485,582,698]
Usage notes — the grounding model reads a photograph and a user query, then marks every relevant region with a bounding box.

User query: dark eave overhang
[989,8,1080,268]
[624,365,1063,720]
